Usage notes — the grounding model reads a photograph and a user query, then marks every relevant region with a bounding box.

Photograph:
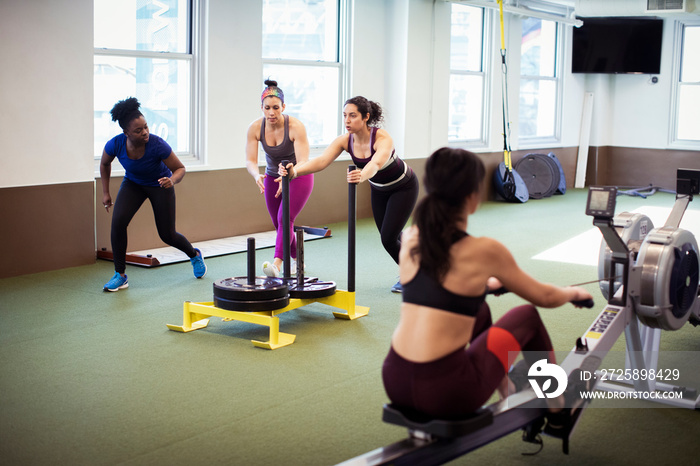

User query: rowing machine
[338,169,700,465]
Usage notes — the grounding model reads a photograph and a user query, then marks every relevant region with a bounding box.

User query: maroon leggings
[382,303,554,419]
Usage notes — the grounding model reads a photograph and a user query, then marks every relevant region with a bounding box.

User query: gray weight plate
[213,277,288,301]
[515,154,559,199]
[214,294,290,312]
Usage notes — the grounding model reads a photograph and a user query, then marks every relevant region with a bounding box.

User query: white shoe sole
[262,261,280,277]
[104,283,129,292]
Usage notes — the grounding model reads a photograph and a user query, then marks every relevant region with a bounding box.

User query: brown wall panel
[3,146,696,278]
[584,147,700,188]
[0,182,95,279]
[94,160,379,253]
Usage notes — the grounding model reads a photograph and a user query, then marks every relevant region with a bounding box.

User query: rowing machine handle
[487,287,594,309]
[571,298,594,309]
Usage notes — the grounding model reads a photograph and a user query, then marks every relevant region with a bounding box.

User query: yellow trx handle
[497,0,512,170]
[498,0,505,52]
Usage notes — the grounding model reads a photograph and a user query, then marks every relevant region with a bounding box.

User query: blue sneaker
[191,248,207,278]
[104,272,128,292]
[391,280,402,294]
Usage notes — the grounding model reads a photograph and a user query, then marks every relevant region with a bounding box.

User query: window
[262,0,346,147]
[518,17,560,143]
[673,22,700,145]
[94,0,202,162]
[448,4,489,144]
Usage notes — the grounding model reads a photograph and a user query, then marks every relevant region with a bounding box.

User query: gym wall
[1,0,698,279]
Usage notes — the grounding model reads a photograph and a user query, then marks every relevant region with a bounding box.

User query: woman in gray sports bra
[245,80,314,276]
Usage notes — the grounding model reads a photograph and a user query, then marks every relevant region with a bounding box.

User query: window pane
[448,74,483,141]
[678,84,700,141]
[519,78,556,138]
[94,0,189,52]
[450,4,483,72]
[263,64,340,146]
[521,18,556,77]
[94,55,191,157]
[263,0,338,61]
[681,26,700,83]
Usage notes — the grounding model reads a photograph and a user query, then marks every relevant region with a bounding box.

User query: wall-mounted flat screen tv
[572,17,663,74]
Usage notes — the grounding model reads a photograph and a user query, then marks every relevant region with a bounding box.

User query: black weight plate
[538,154,561,197]
[515,154,559,199]
[289,280,337,299]
[213,277,288,301]
[214,294,289,312]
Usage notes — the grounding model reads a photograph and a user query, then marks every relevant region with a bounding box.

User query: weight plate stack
[515,154,561,199]
[213,277,289,311]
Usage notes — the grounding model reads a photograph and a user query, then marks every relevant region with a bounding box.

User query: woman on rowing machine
[381,147,592,434]
[279,96,418,293]
[245,79,314,277]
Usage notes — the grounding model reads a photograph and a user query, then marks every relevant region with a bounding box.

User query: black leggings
[111,178,196,273]
[382,304,555,419]
[370,174,419,264]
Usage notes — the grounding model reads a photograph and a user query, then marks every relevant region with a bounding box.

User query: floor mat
[533,206,700,266]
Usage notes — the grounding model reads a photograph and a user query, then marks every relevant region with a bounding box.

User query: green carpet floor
[1,189,698,465]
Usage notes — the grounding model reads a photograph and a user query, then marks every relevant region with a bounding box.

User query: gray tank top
[260,115,296,177]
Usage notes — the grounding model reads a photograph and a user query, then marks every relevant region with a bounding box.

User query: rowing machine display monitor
[586,186,616,219]
[676,168,700,197]
[587,186,629,306]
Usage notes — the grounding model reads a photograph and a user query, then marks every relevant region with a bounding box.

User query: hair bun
[264,79,278,87]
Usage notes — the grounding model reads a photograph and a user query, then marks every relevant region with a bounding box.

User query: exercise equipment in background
[492,0,528,204]
[514,152,566,200]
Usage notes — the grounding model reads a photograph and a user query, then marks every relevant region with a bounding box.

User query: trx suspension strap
[493,0,528,203]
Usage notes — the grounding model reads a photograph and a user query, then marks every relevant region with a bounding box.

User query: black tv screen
[572,17,663,74]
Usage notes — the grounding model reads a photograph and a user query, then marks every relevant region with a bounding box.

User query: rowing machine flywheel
[635,226,699,330]
[598,212,653,300]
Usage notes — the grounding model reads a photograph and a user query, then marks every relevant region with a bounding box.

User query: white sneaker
[291,260,297,275]
[262,261,280,277]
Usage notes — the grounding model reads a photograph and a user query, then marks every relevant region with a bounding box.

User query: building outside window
[262,0,345,147]
[94,0,201,162]
[518,17,560,144]
[674,22,700,144]
[448,3,489,145]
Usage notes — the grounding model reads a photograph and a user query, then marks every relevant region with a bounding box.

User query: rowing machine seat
[382,404,493,439]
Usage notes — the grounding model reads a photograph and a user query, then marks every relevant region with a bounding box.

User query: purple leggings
[382,304,555,419]
[264,173,314,260]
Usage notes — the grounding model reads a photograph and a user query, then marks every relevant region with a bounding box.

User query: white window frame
[448,4,492,148]
[261,0,350,150]
[517,18,563,148]
[669,19,700,149]
[93,0,205,171]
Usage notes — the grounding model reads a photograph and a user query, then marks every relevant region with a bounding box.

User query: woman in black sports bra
[279,96,418,293]
[382,147,592,431]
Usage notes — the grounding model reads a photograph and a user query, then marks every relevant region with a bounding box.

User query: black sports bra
[402,232,486,317]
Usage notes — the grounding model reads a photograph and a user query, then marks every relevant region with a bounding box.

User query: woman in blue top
[281,96,418,293]
[99,97,206,291]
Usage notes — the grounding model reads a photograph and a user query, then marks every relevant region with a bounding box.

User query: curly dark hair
[411,147,485,282]
[110,97,143,130]
[344,96,384,127]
